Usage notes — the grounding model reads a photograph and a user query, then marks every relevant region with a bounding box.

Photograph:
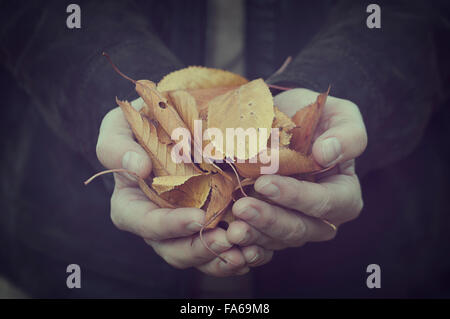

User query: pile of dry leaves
[86,53,330,239]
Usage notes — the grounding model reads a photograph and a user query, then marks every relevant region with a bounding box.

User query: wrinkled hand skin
[227,88,368,255]
[96,99,273,277]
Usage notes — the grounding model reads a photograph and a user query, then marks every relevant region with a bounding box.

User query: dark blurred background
[0,0,450,298]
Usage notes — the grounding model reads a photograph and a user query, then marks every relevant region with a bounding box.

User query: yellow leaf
[188,86,240,114]
[157,66,248,92]
[207,79,274,160]
[273,106,296,131]
[272,106,295,147]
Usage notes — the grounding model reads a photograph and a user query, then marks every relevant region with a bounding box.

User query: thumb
[312,101,367,167]
[96,107,152,178]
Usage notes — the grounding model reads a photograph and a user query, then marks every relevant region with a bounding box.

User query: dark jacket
[0,0,449,297]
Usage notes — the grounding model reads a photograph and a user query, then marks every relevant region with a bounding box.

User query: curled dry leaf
[135,80,190,142]
[235,147,322,179]
[167,90,199,137]
[159,174,211,208]
[138,176,176,208]
[205,172,236,229]
[154,121,173,145]
[290,87,330,154]
[116,98,199,177]
[152,174,201,194]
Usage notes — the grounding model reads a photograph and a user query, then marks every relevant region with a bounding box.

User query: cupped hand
[95,99,272,276]
[226,88,367,252]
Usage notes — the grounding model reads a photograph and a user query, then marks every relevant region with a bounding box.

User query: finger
[232,197,336,247]
[253,167,363,224]
[241,245,274,267]
[196,248,249,277]
[273,88,319,117]
[227,220,285,250]
[110,181,205,240]
[96,107,152,177]
[311,97,367,167]
[146,228,234,269]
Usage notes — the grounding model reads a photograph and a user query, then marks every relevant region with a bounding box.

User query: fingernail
[320,137,341,166]
[255,179,280,198]
[235,206,259,220]
[239,231,251,244]
[245,250,259,264]
[122,151,143,173]
[186,222,203,232]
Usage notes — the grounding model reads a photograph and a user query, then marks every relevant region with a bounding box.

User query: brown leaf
[154,122,173,144]
[152,174,201,194]
[116,97,199,177]
[138,177,176,208]
[159,174,211,208]
[138,100,173,145]
[134,80,190,141]
[290,88,329,154]
[167,90,199,137]
[235,147,322,178]
[205,173,235,229]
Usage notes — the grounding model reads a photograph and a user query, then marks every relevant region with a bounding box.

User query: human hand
[226,88,367,254]
[95,99,272,276]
